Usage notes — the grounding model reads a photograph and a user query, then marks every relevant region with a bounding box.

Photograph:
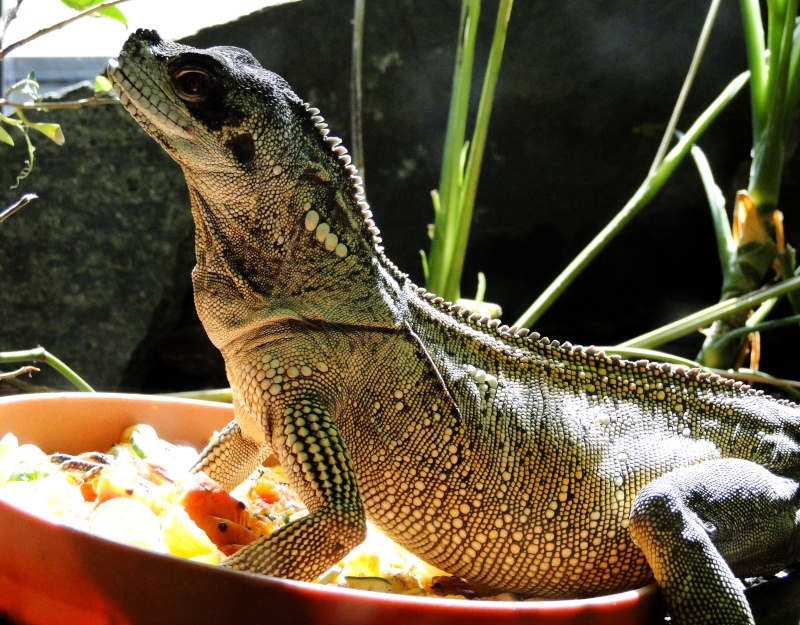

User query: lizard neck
[187,166,408,353]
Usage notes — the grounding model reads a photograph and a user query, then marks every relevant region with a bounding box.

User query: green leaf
[419,249,429,282]
[98,5,127,25]
[0,113,23,127]
[59,0,128,25]
[474,271,486,303]
[94,74,113,93]
[60,0,107,9]
[28,122,65,146]
[0,125,14,146]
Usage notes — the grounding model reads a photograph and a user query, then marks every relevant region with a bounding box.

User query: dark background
[1,0,798,393]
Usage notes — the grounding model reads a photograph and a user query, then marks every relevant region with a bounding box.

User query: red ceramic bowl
[0,393,664,625]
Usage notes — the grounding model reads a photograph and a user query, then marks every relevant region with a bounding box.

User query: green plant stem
[165,388,233,403]
[747,295,779,330]
[718,312,800,342]
[778,248,800,313]
[515,71,751,329]
[618,274,800,349]
[426,0,480,299]
[749,0,797,211]
[427,0,513,301]
[697,0,799,368]
[785,19,800,131]
[0,348,94,391]
[446,0,513,300]
[740,0,767,135]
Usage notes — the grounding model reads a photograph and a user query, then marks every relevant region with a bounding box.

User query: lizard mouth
[108,56,194,142]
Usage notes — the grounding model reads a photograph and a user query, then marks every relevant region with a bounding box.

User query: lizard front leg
[222,396,366,579]
[192,419,273,491]
[193,387,276,490]
[629,458,800,625]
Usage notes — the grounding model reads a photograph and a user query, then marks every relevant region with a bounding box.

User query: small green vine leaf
[27,121,65,146]
[94,75,113,93]
[10,127,35,189]
[59,0,128,25]
[0,125,14,146]
[97,4,127,25]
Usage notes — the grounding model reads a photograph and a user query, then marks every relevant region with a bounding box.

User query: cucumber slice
[344,576,392,593]
[121,424,197,472]
[123,424,159,459]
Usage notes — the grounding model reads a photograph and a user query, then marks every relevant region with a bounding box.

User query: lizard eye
[173,68,213,102]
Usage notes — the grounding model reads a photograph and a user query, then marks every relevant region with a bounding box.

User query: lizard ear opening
[229,132,256,165]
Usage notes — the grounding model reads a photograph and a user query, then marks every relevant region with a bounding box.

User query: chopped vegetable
[0,424,525,601]
[161,506,223,561]
[344,577,392,593]
[121,424,197,474]
[341,544,382,578]
[90,497,163,552]
[0,471,90,529]
[174,472,260,555]
[0,433,46,483]
[7,470,44,482]
[430,576,481,598]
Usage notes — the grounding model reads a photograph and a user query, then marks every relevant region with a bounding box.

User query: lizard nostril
[135,28,162,44]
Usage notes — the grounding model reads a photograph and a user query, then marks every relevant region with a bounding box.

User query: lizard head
[108,29,298,183]
[109,30,402,345]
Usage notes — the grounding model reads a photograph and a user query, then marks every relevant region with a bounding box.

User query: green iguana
[108,29,800,625]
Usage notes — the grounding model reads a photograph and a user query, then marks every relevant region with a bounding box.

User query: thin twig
[0,93,119,111]
[350,0,366,181]
[650,0,722,174]
[0,0,128,60]
[0,365,40,381]
[0,193,36,223]
[0,347,94,391]
[0,0,24,48]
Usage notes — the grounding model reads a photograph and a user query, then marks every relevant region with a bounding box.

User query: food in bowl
[0,423,523,600]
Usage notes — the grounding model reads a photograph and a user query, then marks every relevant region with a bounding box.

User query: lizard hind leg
[628,458,800,625]
[222,505,366,579]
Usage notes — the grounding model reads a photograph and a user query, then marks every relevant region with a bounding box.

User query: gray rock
[0,85,195,391]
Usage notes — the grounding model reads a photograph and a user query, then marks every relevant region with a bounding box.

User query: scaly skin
[109,29,800,625]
